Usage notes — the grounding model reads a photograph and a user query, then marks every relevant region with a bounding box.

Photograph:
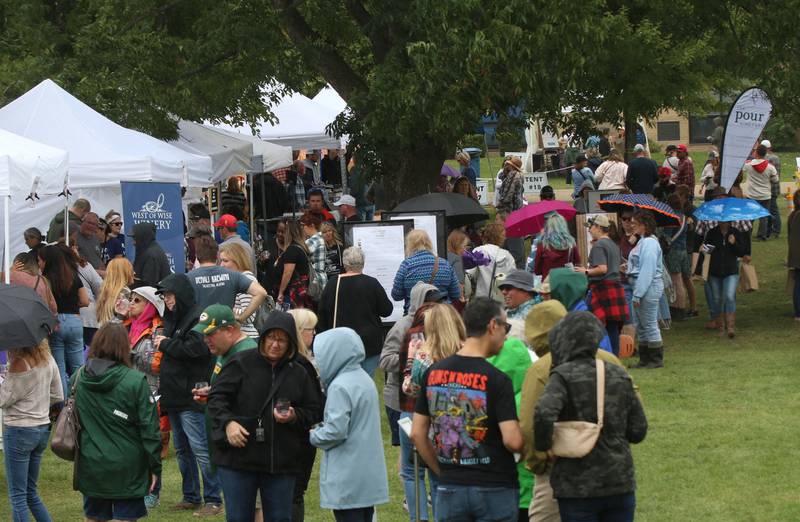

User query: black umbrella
[392,193,488,227]
[0,285,58,350]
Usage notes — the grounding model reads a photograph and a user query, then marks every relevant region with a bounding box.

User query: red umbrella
[504,200,577,237]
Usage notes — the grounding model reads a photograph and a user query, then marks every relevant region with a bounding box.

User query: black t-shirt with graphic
[415,354,519,488]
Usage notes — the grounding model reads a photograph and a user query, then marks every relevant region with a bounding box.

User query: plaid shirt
[305,232,328,288]
[675,157,695,188]
[272,167,289,183]
[589,279,629,325]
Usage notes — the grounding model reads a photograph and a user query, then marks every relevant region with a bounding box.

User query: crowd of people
[1,134,799,522]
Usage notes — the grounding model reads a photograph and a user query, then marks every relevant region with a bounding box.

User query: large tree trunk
[379,139,448,208]
[623,111,638,162]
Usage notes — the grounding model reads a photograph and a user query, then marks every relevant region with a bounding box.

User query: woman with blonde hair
[392,230,460,314]
[219,242,260,339]
[320,222,344,277]
[289,308,318,361]
[1,339,63,521]
[96,257,134,325]
[595,149,629,190]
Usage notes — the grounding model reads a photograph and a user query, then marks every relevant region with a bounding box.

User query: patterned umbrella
[596,193,682,226]
[440,163,461,177]
[693,197,770,223]
[504,200,577,237]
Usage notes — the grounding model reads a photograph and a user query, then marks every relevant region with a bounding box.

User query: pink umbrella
[504,200,577,237]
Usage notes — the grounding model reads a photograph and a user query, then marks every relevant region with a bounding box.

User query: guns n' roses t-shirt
[415,354,519,487]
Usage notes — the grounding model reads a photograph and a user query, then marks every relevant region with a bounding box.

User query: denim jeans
[707,274,739,314]
[634,282,663,343]
[168,410,222,505]
[358,205,375,221]
[399,412,437,521]
[756,199,770,239]
[621,281,635,326]
[768,195,781,236]
[435,484,519,522]
[217,467,294,522]
[557,491,636,522]
[360,354,380,379]
[3,424,52,522]
[49,314,84,399]
[333,507,375,522]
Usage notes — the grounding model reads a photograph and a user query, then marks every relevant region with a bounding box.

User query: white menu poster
[351,223,409,323]
[389,214,439,255]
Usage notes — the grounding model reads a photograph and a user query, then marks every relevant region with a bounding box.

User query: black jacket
[317,274,393,357]
[707,226,750,278]
[534,312,647,499]
[132,222,171,288]
[157,273,214,413]
[207,311,323,473]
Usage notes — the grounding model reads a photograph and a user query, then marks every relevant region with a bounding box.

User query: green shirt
[211,336,257,383]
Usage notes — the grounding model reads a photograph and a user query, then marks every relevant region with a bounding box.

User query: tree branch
[272,0,367,101]
[341,0,392,63]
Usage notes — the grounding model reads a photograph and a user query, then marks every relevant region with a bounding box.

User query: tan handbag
[551,359,605,458]
[51,367,83,461]
[332,275,342,328]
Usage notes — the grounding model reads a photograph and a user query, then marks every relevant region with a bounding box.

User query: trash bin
[464,147,483,178]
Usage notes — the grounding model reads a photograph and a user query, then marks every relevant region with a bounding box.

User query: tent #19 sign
[524,172,549,195]
[121,181,185,274]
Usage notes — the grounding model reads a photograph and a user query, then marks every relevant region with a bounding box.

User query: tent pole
[4,195,10,284]
[339,151,348,193]
[248,171,257,278]
[63,172,70,246]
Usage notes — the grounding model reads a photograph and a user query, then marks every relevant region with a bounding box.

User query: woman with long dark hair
[274,220,312,310]
[38,244,89,398]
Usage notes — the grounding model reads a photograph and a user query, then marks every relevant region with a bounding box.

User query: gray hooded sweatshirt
[379,281,438,411]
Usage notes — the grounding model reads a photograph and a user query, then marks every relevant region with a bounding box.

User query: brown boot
[725,312,735,338]
[705,316,721,331]
[160,431,170,461]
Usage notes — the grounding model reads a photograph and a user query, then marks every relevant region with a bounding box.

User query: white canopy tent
[0,79,213,188]
[0,79,215,244]
[312,86,347,114]
[0,130,69,280]
[197,124,293,173]
[213,92,343,150]
[171,120,253,183]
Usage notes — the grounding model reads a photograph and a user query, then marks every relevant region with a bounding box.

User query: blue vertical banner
[120,181,185,274]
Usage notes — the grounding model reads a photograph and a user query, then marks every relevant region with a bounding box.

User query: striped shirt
[391,251,461,314]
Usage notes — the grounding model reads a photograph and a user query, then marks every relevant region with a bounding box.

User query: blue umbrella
[596,193,682,226]
[693,197,770,222]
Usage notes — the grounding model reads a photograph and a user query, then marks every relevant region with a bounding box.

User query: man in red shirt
[307,188,336,223]
[674,144,695,196]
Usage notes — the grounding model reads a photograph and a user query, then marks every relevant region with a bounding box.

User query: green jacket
[488,338,534,509]
[46,209,82,242]
[72,359,161,498]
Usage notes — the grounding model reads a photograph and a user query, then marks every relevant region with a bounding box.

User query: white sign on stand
[523,172,549,196]
[476,179,489,205]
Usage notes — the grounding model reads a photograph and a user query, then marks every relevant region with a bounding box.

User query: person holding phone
[207,312,323,521]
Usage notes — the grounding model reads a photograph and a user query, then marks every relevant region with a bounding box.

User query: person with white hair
[318,247,394,377]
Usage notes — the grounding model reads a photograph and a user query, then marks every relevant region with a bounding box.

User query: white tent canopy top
[196,124,293,174]
[214,91,344,150]
[0,130,70,278]
[312,86,347,115]
[0,79,213,189]
[171,120,252,183]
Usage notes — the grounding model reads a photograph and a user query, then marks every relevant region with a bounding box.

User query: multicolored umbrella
[693,197,770,223]
[504,200,577,237]
[596,193,682,226]
[440,163,461,177]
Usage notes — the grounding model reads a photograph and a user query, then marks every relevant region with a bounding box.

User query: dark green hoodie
[72,358,161,498]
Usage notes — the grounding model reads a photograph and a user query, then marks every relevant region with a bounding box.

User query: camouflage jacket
[534,312,647,498]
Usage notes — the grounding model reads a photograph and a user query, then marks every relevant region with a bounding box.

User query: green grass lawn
[2,204,800,521]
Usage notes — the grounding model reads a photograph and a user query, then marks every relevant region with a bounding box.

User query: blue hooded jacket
[310,328,389,510]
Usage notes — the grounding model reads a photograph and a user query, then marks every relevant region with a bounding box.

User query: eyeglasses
[264,335,289,346]
[494,318,512,334]
[111,222,123,227]
[131,296,144,304]
[621,216,632,222]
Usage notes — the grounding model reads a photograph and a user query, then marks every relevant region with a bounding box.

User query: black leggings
[607,320,622,357]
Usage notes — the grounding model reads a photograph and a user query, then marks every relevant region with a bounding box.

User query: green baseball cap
[192,304,237,335]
